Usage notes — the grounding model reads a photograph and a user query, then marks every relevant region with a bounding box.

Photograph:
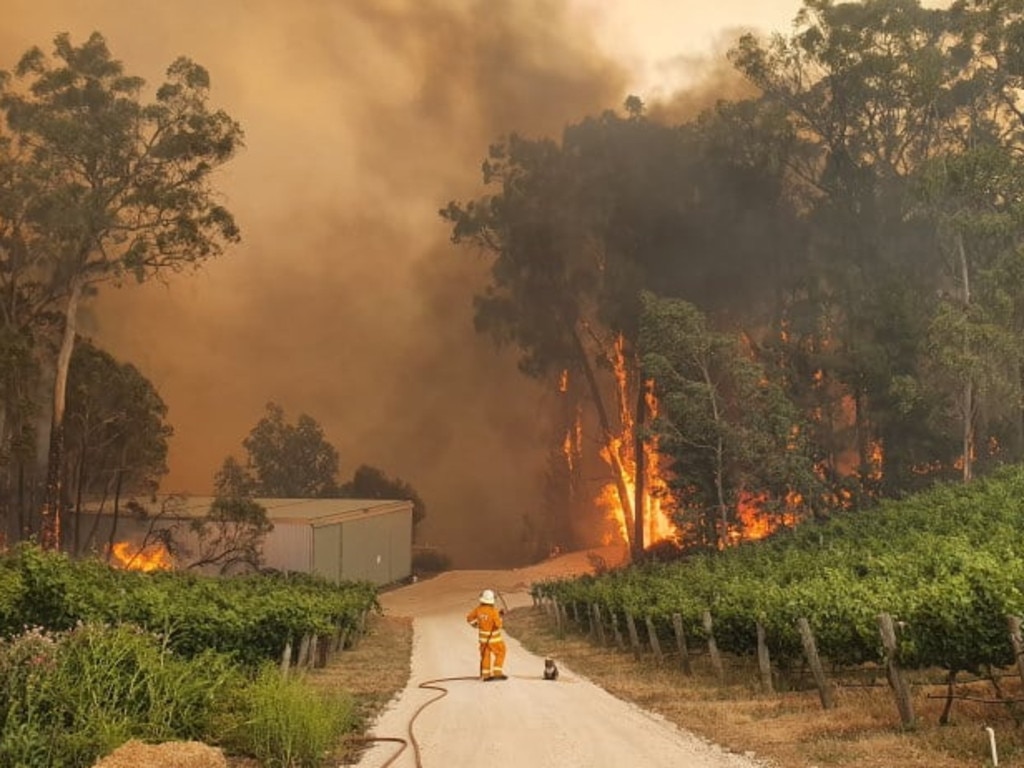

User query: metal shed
[73,496,414,586]
[258,498,413,585]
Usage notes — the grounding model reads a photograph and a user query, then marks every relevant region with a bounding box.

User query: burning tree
[441,114,687,560]
[639,293,822,549]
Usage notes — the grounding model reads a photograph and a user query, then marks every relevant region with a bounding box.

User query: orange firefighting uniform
[466,602,506,679]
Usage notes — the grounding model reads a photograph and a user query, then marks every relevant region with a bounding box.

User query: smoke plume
[2,0,633,566]
[4,0,800,566]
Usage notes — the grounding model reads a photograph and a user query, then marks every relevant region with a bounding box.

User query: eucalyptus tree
[639,292,821,550]
[340,464,427,528]
[442,121,650,558]
[912,147,1024,481]
[221,402,340,499]
[729,0,964,494]
[949,0,1024,142]
[0,32,243,548]
[62,338,171,553]
[442,99,805,556]
[0,325,39,540]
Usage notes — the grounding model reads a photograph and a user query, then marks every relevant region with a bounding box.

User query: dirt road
[352,549,769,768]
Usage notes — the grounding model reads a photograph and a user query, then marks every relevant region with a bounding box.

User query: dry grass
[306,613,414,765]
[504,606,1024,768]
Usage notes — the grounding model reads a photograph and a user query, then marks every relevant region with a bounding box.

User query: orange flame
[110,541,173,572]
[728,490,802,544]
[867,439,884,482]
[595,336,678,550]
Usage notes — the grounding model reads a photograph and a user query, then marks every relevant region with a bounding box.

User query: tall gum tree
[63,338,172,555]
[442,98,805,558]
[729,0,965,494]
[0,32,243,548]
[639,292,821,549]
[442,129,644,557]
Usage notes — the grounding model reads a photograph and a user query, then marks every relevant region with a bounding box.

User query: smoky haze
[3,1,773,567]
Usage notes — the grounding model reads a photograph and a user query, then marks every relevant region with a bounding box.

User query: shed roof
[81,496,412,527]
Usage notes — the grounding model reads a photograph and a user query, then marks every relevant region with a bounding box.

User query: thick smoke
[4,1,807,566]
[3,0,630,566]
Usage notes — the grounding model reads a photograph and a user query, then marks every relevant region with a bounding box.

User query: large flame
[110,541,174,572]
[727,491,803,545]
[593,336,678,550]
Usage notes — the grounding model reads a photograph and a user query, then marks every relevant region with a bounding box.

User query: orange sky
[3,1,811,565]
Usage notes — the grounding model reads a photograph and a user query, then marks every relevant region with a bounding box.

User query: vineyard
[0,544,380,766]
[532,466,1024,724]
[0,544,378,667]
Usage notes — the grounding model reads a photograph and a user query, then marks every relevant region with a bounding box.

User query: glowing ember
[110,541,173,572]
[728,490,802,544]
[867,439,884,482]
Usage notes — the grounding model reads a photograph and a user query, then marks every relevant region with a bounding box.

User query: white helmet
[480,589,496,605]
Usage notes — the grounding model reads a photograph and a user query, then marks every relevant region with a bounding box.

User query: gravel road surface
[352,549,769,768]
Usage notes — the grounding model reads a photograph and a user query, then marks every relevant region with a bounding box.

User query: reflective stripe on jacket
[466,603,503,644]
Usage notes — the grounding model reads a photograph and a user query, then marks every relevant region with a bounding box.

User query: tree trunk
[632,381,647,560]
[72,439,87,556]
[40,277,84,550]
[106,469,124,564]
[16,463,27,541]
[571,327,636,552]
[700,361,729,549]
[957,232,973,483]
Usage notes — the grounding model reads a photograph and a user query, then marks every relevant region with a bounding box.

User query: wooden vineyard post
[593,604,608,646]
[625,612,643,660]
[1008,615,1024,688]
[553,598,564,636]
[671,613,693,675]
[308,635,319,668]
[571,602,581,628]
[645,615,664,664]
[610,610,626,650]
[297,634,312,669]
[702,610,725,683]
[756,622,774,694]
[878,613,914,727]
[280,638,293,678]
[797,618,834,709]
[349,609,369,650]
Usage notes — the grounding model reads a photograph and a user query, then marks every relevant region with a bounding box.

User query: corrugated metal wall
[316,506,412,585]
[261,522,313,573]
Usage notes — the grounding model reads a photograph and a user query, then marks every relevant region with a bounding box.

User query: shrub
[0,623,242,768]
[216,664,356,768]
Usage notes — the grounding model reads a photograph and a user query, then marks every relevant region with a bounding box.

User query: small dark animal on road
[543,658,559,681]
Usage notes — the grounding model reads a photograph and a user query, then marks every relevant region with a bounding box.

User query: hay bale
[91,740,228,768]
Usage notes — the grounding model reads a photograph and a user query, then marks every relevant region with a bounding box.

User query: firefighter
[466,588,507,681]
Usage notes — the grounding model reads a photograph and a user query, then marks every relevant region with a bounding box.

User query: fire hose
[351,674,480,768]
[352,589,514,768]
